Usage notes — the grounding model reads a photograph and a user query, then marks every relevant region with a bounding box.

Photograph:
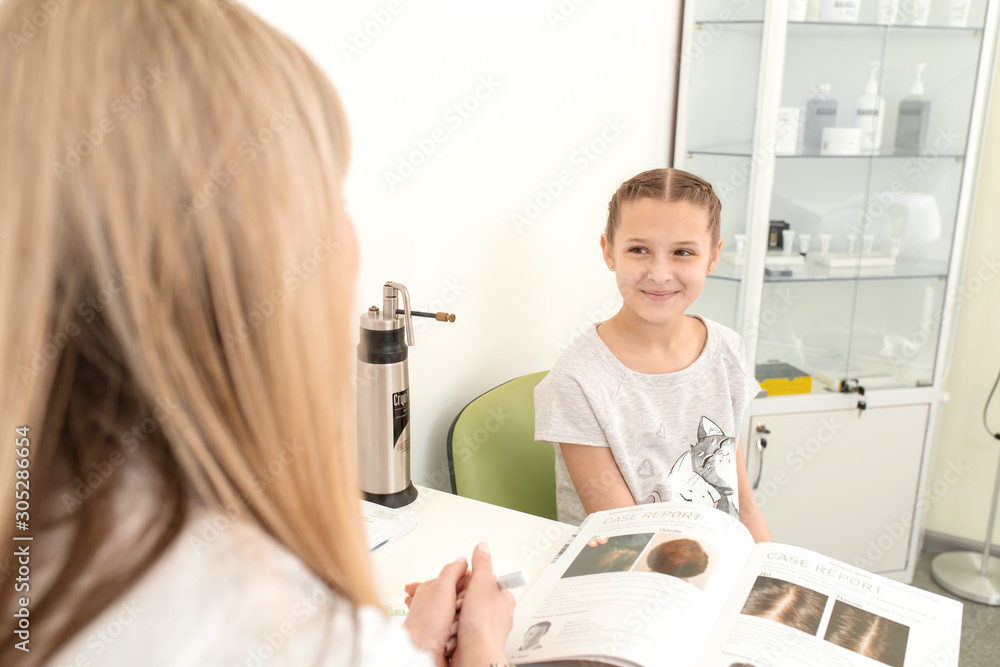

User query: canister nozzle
[385,282,414,346]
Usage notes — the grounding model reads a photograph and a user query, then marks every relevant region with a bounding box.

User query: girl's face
[601,197,720,328]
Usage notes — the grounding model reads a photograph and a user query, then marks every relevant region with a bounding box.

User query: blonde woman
[0,0,512,665]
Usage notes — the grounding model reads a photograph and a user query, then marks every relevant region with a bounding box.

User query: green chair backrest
[447,371,556,520]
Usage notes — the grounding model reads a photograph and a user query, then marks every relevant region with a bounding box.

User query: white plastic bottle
[949,0,972,27]
[878,0,900,24]
[907,0,932,25]
[804,83,838,151]
[855,62,886,154]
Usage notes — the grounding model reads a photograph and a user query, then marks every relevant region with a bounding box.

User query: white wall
[242,1,682,488]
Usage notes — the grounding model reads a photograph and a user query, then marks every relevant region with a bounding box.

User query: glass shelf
[686,145,756,157]
[688,147,966,159]
[789,20,983,32]
[695,20,765,26]
[761,257,948,282]
[694,19,984,33]
[709,257,949,283]
[753,353,935,394]
[776,151,965,159]
[705,269,742,283]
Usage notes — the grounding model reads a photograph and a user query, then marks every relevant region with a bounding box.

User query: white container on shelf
[949,0,972,26]
[820,127,862,155]
[819,0,861,22]
[819,233,833,254]
[789,0,810,21]
[905,0,933,25]
[782,229,796,255]
[775,107,801,155]
[735,234,747,256]
[804,84,838,150]
[798,234,812,255]
[855,63,886,154]
[878,0,901,23]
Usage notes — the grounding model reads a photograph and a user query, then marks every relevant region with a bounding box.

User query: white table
[370,486,576,614]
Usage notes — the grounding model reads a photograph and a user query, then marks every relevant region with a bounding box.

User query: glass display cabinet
[674,0,999,581]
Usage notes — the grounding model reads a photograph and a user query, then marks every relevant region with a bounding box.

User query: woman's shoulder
[49,508,430,666]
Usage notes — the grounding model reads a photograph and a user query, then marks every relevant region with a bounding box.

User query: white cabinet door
[748,404,928,573]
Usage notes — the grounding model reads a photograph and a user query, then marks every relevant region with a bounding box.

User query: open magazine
[505,503,962,667]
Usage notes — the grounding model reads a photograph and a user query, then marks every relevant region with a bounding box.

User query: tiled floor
[910,548,999,666]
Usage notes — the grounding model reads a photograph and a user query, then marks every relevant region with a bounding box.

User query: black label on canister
[392,388,410,452]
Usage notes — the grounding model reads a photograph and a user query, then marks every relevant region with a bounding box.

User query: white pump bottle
[855,62,886,154]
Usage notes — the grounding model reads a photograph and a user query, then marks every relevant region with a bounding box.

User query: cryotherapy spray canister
[356,282,455,508]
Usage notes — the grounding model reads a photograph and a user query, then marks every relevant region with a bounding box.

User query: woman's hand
[402,557,468,667]
[449,542,515,667]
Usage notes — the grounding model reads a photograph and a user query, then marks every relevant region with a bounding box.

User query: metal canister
[357,282,418,508]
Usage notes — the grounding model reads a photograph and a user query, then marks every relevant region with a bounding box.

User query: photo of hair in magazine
[561,533,654,578]
[739,575,828,635]
[823,600,910,667]
[629,534,718,592]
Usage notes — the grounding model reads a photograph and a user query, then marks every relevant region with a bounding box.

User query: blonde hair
[0,0,374,662]
[605,168,722,247]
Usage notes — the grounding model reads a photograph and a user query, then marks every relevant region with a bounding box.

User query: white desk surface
[370,486,576,610]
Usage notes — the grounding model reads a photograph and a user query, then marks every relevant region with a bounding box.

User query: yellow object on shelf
[756,362,812,396]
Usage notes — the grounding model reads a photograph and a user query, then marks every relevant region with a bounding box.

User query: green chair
[447,371,557,520]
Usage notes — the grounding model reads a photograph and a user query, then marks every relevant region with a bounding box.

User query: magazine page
[360,499,417,551]
[696,544,963,667]
[505,503,756,667]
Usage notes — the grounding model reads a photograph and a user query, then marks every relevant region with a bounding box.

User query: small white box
[776,107,800,155]
[814,252,897,268]
[820,127,862,156]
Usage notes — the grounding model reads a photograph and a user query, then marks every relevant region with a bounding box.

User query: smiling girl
[534,168,771,542]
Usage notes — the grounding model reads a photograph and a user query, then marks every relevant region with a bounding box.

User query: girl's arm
[735,436,772,543]
[560,443,636,514]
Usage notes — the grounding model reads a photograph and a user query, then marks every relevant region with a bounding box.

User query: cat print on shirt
[645,416,739,518]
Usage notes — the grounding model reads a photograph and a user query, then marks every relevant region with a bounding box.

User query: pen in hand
[403,570,528,608]
[455,570,528,610]
[402,551,528,659]
[445,570,527,657]
[497,571,529,591]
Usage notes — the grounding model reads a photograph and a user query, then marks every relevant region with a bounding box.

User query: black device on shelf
[768,220,790,250]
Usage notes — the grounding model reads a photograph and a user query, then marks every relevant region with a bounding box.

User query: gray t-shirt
[534,315,761,525]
